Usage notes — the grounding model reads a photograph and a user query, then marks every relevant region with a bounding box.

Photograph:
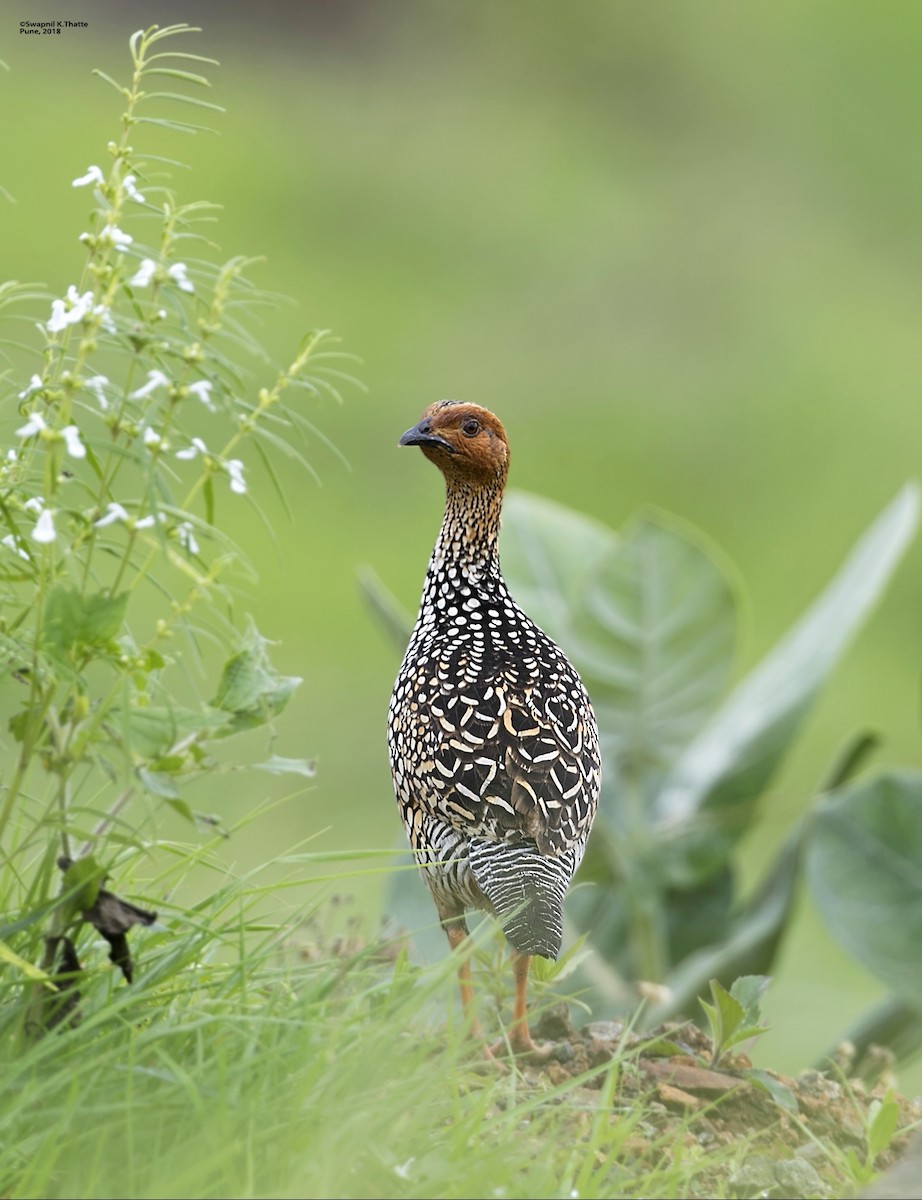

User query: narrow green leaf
[357,565,413,652]
[142,67,212,85]
[0,939,57,987]
[91,69,128,96]
[655,485,920,876]
[141,90,225,112]
[867,1092,901,1160]
[251,755,316,778]
[203,475,215,525]
[166,797,196,824]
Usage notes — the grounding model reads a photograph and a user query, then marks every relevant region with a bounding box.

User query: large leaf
[806,771,922,1002]
[653,485,919,881]
[500,490,616,640]
[572,510,738,794]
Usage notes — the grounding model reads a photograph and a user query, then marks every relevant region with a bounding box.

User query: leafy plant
[0,25,348,1026]
[364,484,922,1063]
[699,974,770,1068]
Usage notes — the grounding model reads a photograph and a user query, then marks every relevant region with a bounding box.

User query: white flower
[23,496,44,514]
[130,258,157,288]
[61,425,86,459]
[176,521,199,555]
[72,165,104,188]
[85,375,109,409]
[143,426,162,448]
[94,502,163,531]
[1,533,30,561]
[129,369,170,400]
[17,412,47,439]
[18,375,43,400]
[6,449,18,464]
[393,1159,415,1181]
[99,224,133,248]
[168,263,195,294]
[187,380,215,411]
[95,502,130,528]
[175,437,209,461]
[94,303,117,334]
[46,286,94,333]
[226,459,247,495]
[123,174,146,204]
[31,507,56,544]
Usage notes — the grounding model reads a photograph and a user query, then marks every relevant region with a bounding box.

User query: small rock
[586,1020,623,1043]
[728,1154,775,1196]
[550,1040,574,1064]
[657,1083,702,1112]
[773,1157,827,1197]
[535,1003,573,1041]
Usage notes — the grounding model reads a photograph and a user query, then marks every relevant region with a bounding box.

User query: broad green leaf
[43,587,128,656]
[655,831,802,1024]
[573,510,738,788]
[655,485,919,881]
[120,705,231,758]
[806,771,922,1002]
[729,975,771,1027]
[210,617,301,732]
[500,489,616,640]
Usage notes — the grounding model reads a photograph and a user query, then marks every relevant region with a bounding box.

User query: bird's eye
[461,418,481,438]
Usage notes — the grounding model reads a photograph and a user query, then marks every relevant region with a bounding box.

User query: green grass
[1,828,903,1200]
[0,828,757,1200]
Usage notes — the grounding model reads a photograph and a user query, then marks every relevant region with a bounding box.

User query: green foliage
[699,975,770,1067]
[806,772,922,1003]
[0,25,344,1023]
[367,483,922,1064]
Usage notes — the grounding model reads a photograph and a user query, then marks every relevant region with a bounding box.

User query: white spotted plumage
[388,402,601,961]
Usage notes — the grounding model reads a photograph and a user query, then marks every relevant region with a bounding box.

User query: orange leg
[509,950,536,1053]
[444,920,481,1037]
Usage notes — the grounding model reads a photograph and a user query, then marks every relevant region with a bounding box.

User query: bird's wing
[416,676,600,856]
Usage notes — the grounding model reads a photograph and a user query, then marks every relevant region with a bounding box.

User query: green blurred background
[5,1,922,1084]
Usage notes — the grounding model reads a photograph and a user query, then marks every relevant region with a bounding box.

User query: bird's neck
[428,473,505,587]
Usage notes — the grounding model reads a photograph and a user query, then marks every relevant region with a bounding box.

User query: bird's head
[398,400,509,485]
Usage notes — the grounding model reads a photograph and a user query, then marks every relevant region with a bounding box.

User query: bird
[387,400,601,1053]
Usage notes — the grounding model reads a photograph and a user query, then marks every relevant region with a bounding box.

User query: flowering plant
[0,25,348,1019]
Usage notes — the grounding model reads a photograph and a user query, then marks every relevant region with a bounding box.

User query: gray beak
[398,420,456,453]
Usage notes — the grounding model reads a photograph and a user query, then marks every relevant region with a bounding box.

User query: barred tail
[468,838,576,959]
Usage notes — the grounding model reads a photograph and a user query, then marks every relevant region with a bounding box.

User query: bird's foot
[488,1030,554,1063]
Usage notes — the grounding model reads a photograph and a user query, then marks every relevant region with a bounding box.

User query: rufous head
[398,400,509,485]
